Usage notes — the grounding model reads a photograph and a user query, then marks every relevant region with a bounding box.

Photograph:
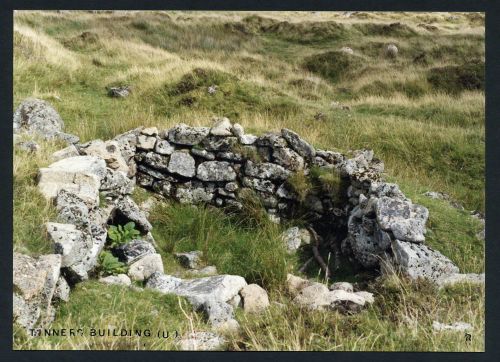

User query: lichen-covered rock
[197,161,237,181]
[281,227,311,253]
[436,273,485,288]
[13,98,79,143]
[53,276,70,302]
[242,177,276,193]
[114,239,156,264]
[210,117,232,136]
[244,160,290,180]
[168,123,210,145]
[51,144,80,162]
[175,183,214,204]
[79,140,129,173]
[135,151,170,171]
[281,128,316,159]
[375,197,429,243]
[112,196,153,233]
[389,239,459,282]
[174,251,203,269]
[272,147,305,171]
[191,148,216,160]
[128,254,164,281]
[154,139,175,155]
[99,168,134,197]
[168,151,196,178]
[240,284,270,313]
[13,253,61,331]
[136,134,157,150]
[45,222,104,282]
[146,273,247,306]
[54,188,91,228]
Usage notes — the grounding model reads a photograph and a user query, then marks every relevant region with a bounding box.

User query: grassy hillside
[13,11,485,351]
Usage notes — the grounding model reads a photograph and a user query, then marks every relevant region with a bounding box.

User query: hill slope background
[13,11,484,351]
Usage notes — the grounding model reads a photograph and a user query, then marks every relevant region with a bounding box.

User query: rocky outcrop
[13,98,79,144]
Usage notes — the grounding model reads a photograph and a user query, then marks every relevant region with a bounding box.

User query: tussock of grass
[149,201,291,289]
[303,51,364,83]
[427,61,484,94]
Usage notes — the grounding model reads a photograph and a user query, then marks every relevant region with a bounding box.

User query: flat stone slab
[146,273,247,305]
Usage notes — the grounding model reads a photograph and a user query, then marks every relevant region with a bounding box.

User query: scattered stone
[436,273,485,288]
[79,140,129,173]
[375,197,429,243]
[188,266,218,276]
[386,44,398,58]
[340,46,354,55]
[146,273,247,306]
[53,276,70,302]
[112,196,153,233]
[178,331,224,351]
[108,85,131,98]
[168,151,196,178]
[128,254,164,281]
[45,222,103,282]
[99,274,132,286]
[281,227,311,253]
[432,321,472,332]
[389,239,459,282]
[17,140,40,153]
[240,284,270,313]
[114,239,156,264]
[13,98,79,143]
[51,144,80,161]
[175,251,203,269]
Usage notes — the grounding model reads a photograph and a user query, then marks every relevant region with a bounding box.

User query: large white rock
[13,253,61,331]
[128,254,164,281]
[79,139,129,173]
[146,273,247,305]
[37,156,106,202]
[240,284,270,313]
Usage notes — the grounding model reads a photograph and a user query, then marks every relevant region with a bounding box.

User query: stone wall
[75,117,458,281]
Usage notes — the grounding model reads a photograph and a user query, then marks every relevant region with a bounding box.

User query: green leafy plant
[98,250,128,276]
[107,222,141,247]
